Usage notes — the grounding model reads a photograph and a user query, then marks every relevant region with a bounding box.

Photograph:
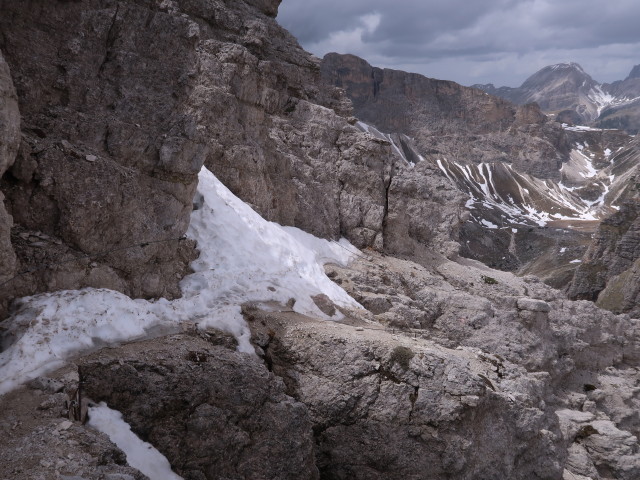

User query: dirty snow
[88,402,183,480]
[0,167,362,395]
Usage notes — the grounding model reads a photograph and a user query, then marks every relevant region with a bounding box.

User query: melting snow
[480,219,499,229]
[570,259,582,264]
[88,402,183,480]
[437,158,605,228]
[0,167,362,394]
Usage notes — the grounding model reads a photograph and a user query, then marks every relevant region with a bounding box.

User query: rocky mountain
[475,63,640,133]
[596,68,640,133]
[3,1,640,480]
[321,52,640,288]
[322,52,569,181]
[0,0,462,318]
[567,135,640,316]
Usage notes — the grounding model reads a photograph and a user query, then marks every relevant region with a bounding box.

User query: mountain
[3,2,640,479]
[322,52,568,181]
[321,53,640,286]
[474,63,640,133]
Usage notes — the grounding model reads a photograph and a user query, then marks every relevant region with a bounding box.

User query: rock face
[81,332,318,480]
[251,310,564,480]
[0,51,20,290]
[569,199,640,315]
[321,52,569,181]
[0,0,463,315]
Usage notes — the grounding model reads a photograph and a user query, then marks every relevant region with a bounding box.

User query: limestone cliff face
[0,0,464,315]
[0,51,20,289]
[321,52,569,180]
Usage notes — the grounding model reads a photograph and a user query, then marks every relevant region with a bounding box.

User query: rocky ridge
[322,52,569,181]
[475,63,640,134]
[2,1,640,480]
[4,249,640,479]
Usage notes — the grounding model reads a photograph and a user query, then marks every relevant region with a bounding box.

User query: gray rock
[568,197,640,316]
[28,377,64,394]
[0,0,461,313]
[0,369,149,480]
[321,52,570,181]
[81,333,318,480]
[0,50,20,305]
[249,310,565,480]
[517,298,552,312]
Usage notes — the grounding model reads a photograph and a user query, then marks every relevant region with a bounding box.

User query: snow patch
[88,402,183,480]
[480,219,499,229]
[0,167,362,394]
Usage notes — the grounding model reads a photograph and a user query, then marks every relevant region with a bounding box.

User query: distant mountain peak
[548,62,585,72]
[627,64,640,80]
[474,61,640,133]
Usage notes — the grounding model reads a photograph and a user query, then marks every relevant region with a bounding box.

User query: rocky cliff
[3,1,640,480]
[568,199,640,315]
[0,0,463,316]
[0,51,20,292]
[321,52,569,181]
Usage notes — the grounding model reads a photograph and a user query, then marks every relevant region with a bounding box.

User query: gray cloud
[276,0,640,86]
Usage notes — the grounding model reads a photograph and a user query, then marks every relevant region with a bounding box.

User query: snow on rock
[480,219,499,229]
[437,157,603,228]
[356,121,415,165]
[0,167,362,394]
[88,402,183,480]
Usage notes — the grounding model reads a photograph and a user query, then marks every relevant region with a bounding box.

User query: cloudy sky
[277,0,640,87]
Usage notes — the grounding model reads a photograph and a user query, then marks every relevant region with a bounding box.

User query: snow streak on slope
[436,158,604,227]
[587,86,640,118]
[0,167,362,394]
[88,402,183,480]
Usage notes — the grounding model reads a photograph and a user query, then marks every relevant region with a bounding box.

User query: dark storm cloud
[276,0,640,86]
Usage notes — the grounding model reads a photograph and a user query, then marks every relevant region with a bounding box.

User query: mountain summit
[475,62,640,132]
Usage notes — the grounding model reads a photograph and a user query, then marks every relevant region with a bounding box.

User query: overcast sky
[276,0,640,87]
